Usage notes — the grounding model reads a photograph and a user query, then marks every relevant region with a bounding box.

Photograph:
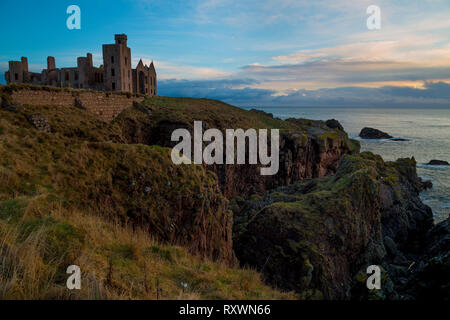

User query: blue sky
[1,0,449,106]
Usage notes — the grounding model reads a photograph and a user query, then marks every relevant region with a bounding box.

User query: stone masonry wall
[10,89,145,122]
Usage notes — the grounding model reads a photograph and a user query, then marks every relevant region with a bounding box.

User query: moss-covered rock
[114,99,360,198]
[233,152,433,299]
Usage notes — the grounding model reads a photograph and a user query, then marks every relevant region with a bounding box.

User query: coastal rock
[418,177,433,191]
[427,160,449,165]
[325,119,344,131]
[359,127,393,139]
[233,152,434,299]
[399,218,450,300]
[214,129,359,198]
[116,105,360,198]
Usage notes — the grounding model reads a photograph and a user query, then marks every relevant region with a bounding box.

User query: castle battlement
[4,34,157,96]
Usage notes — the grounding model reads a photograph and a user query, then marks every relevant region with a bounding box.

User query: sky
[1,0,449,107]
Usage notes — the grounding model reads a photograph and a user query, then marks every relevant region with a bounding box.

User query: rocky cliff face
[232,152,440,299]
[115,105,360,198]
[399,218,449,300]
[214,127,358,198]
[3,87,445,299]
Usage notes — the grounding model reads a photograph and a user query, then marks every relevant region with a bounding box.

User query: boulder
[427,160,449,166]
[400,218,450,300]
[325,119,344,131]
[27,114,51,132]
[359,127,392,139]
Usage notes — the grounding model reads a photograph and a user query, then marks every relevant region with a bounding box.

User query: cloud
[132,55,230,80]
[158,79,450,107]
[158,78,274,102]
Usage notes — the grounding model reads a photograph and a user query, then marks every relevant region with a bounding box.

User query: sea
[246,106,450,223]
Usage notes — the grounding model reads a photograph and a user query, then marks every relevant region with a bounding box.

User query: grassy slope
[0,197,293,299]
[0,87,294,299]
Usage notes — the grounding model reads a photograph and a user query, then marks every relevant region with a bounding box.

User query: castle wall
[8,61,25,83]
[10,89,145,122]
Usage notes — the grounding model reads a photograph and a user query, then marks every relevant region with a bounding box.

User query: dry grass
[0,100,295,300]
[0,196,294,300]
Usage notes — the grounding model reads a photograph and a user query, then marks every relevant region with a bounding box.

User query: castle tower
[149,61,157,96]
[47,56,56,70]
[5,57,28,83]
[77,53,94,89]
[102,34,132,92]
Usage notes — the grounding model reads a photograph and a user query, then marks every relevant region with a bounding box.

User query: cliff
[232,152,445,299]
[114,97,360,198]
[1,84,446,300]
[0,86,295,299]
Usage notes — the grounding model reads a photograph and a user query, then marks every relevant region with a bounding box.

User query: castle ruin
[4,34,157,96]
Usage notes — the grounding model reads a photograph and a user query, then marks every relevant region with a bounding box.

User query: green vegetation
[0,197,294,299]
[0,83,144,98]
[0,87,295,299]
[233,152,417,299]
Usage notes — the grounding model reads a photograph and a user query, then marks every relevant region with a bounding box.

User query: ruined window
[112,82,116,90]
[145,76,148,84]
[125,57,128,65]
[111,68,115,77]
[15,73,18,80]
[128,70,130,79]
[111,56,114,64]
[75,73,78,81]
[65,72,69,81]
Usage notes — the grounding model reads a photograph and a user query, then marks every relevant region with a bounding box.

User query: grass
[0,196,294,300]
[0,88,296,300]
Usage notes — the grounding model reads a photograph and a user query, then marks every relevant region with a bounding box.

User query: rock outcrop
[359,127,393,139]
[27,114,51,132]
[115,104,360,198]
[232,152,436,299]
[325,119,344,131]
[400,217,450,300]
[427,160,449,166]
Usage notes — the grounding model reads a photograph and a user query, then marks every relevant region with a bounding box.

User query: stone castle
[4,34,157,96]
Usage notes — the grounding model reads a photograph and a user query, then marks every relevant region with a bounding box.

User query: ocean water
[249,106,450,223]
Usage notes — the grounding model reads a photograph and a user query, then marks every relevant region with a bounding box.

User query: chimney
[47,56,56,70]
[87,53,93,66]
[114,34,128,46]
